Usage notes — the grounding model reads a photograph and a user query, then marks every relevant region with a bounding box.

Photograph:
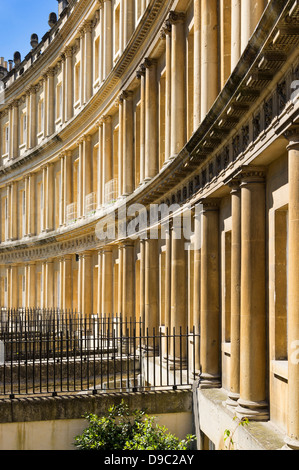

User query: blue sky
[0,0,59,64]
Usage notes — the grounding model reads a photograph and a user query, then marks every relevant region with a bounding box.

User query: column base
[199,372,221,389]
[225,391,240,409]
[235,398,269,422]
[282,436,299,450]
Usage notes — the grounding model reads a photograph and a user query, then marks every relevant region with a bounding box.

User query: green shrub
[74,400,196,450]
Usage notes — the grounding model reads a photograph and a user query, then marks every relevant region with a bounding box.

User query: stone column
[193,0,201,130]
[103,0,112,78]
[77,139,83,218]
[45,260,54,309]
[81,251,93,318]
[101,247,113,317]
[124,0,134,45]
[82,134,92,216]
[26,262,36,308]
[117,245,123,316]
[59,155,65,227]
[64,46,73,122]
[139,239,146,330]
[29,86,37,148]
[144,58,158,181]
[79,28,85,106]
[163,21,172,163]
[11,101,19,159]
[10,182,17,241]
[241,0,265,53]
[200,199,221,388]
[145,237,159,336]
[27,172,35,236]
[121,240,135,321]
[103,115,112,204]
[170,216,187,364]
[46,69,55,136]
[236,166,268,421]
[169,11,186,158]
[96,121,103,208]
[45,163,54,231]
[84,20,93,103]
[226,180,241,408]
[201,0,219,120]
[9,265,18,309]
[64,151,72,224]
[284,127,299,449]
[117,95,123,197]
[136,66,146,183]
[231,0,241,70]
[193,204,201,374]
[63,256,73,311]
[122,91,134,196]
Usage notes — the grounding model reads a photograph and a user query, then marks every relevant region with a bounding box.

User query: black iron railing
[0,309,200,399]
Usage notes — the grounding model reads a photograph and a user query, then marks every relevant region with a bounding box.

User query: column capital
[168,11,185,25]
[142,57,157,69]
[239,165,266,185]
[284,124,299,150]
[121,90,133,101]
[200,197,221,211]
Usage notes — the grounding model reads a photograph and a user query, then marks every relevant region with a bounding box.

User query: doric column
[64,151,72,224]
[241,0,265,53]
[117,95,123,196]
[231,0,241,70]
[201,0,219,120]
[145,237,159,335]
[101,247,113,317]
[10,182,17,241]
[170,216,187,364]
[283,127,299,450]
[45,163,54,231]
[163,20,172,163]
[144,58,158,181]
[59,257,64,310]
[136,66,146,183]
[169,11,186,158]
[124,0,134,45]
[27,172,35,236]
[84,20,93,103]
[236,166,268,421]
[29,86,37,148]
[117,245,123,316]
[102,115,112,204]
[82,134,92,216]
[63,255,73,311]
[64,47,73,121]
[193,0,201,130]
[45,260,54,309]
[46,69,55,136]
[122,91,134,196]
[200,199,221,388]
[226,180,241,408]
[11,101,19,159]
[121,240,135,321]
[81,251,93,318]
[193,204,201,374]
[96,121,103,208]
[139,239,146,329]
[9,265,18,309]
[26,262,36,308]
[103,0,112,78]
[79,28,85,106]
[77,139,84,218]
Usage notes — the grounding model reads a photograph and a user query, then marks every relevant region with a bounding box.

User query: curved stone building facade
[0,0,299,450]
